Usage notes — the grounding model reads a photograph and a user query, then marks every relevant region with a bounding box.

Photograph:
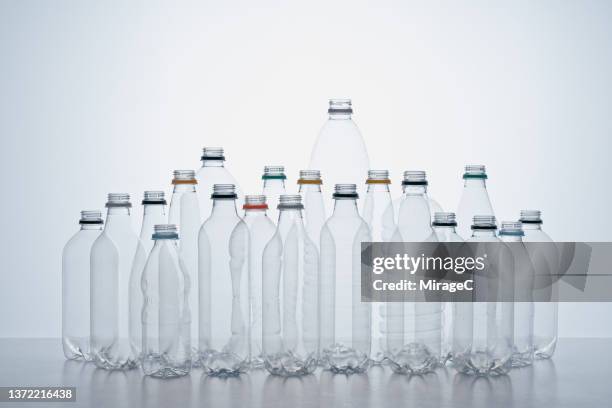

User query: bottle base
[264,352,317,377]
[386,343,439,375]
[321,344,370,374]
[511,351,534,368]
[453,352,512,376]
[199,350,248,377]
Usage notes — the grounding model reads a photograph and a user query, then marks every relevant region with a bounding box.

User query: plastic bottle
[457,165,494,239]
[320,184,371,373]
[262,194,319,376]
[199,184,249,376]
[393,171,435,242]
[235,195,276,368]
[386,173,443,225]
[297,170,327,250]
[196,147,242,222]
[262,166,287,224]
[138,191,167,255]
[499,221,535,367]
[141,224,191,378]
[62,210,103,361]
[168,170,201,359]
[91,193,145,370]
[453,215,513,375]
[520,210,559,359]
[309,99,370,208]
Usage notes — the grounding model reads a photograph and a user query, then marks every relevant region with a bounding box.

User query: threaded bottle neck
[152,224,179,240]
[328,98,353,119]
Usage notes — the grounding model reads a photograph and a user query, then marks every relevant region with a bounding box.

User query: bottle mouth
[519,210,542,224]
[106,193,131,208]
[432,212,457,227]
[172,170,197,185]
[201,147,225,161]
[278,194,304,210]
[471,215,497,230]
[366,170,391,184]
[328,98,353,115]
[262,166,286,180]
[79,210,104,224]
[499,221,524,236]
[152,224,179,240]
[142,191,166,205]
[402,170,428,186]
[211,183,237,199]
[333,184,358,199]
[244,195,268,210]
[463,165,488,180]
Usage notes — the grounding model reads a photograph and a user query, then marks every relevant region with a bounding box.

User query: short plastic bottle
[141,224,191,378]
[320,184,372,374]
[297,170,327,250]
[457,165,495,239]
[138,191,167,255]
[196,147,242,221]
[262,194,319,376]
[520,210,559,359]
[91,193,145,370]
[199,184,249,376]
[62,210,104,361]
[262,166,287,224]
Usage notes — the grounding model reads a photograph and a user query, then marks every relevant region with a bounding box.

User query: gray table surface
[0,338,610,408]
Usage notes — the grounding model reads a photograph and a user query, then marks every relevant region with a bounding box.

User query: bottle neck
[105,207,131,228]
[402,185,427,196]
[201,160,224,168]
[500,234,523,243]
[433,225,457,234]
[471,229,497,239]
[329,113,352,120]
[244,208,268,218]
[332,199,359,217]
[464,179,487,188]
[278,208,304,226]
[263,179,286,189]
[173,184,196,193]
[211,199,238,217]
[298,184,322,193]
[521,223,542,231]
[143,204,166,216]
[81,224,103,231]
[367,184,391,193]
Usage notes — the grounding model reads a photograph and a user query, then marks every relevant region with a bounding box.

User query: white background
[1,0,611,337]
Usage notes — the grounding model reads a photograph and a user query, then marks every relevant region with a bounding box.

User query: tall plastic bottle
[453,215,513,375]
[388,171,440,374]
[234,195,276,368]
[168,170,201,360]
[141,224,191,378]
[91,193,145,370]
[199,184,249,376]
[320,184,371,373]
[428,212,463,364]
[297,170,327,250]
[361,170,394,364]
[196,147,242,221]
[457,165,494,239]
[499,221,535,367]
[139,191,167,255]
[520,210,559,359]
[262,194,319,376]
[262,166,287,225]
[309,99,369,209]
[62,210,104,361]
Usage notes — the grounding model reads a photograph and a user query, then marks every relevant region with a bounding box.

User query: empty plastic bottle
[62,210,104,361]
[196,147,242,222]
[520,210,559,359]
[361,170,395,364]
[457,165,495,239]
[393,171,435,242]
[168,170,201,360]
[139,191,167,255]
[453,215,513,375]
[233,195,276,368]
[199,184,249,376]
[91,193,145,370]
[297,170,327,250]
[262,195,319,376]
[499,221,535,367]
[320,184,371,373]
[141,224,191,378]
[262,166,287,224]
[428,212,463,364]
[309,99,370,208]
[386,172,443,225]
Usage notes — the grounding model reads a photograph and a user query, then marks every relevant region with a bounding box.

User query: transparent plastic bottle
[91,193,145,370]
[453,215,513,375]
[262,195,319,376]
[309,99,370,208]
[139,191,167,255]
[499,221,535,367]
[199,184,249,376]
[386,173,443,225]
[387,172,441,374]
[196,147,242,222]
[141,224,191,378]
[168,170,201,359]
[262,166,287,225]
[62,210,104,361]
[457,165,495,239]
[234,195,276,369]
[361,170,394,364]
[297,170,327,250]
[320,184,371,373]
[428,212,463,364]
[520,210,559,359]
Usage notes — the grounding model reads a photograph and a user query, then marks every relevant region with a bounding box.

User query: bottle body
[262,195,319,376]
[91,195,145,370]
[141,225,191,377]
[199,185,249,375]
[62,211,103,361]
[457,166,494,239]
[320,185,371,373]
